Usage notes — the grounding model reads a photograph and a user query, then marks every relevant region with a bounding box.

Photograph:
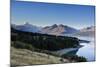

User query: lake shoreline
[51,45,83,56]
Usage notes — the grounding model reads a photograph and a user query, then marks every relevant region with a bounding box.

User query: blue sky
[11,0,95,29]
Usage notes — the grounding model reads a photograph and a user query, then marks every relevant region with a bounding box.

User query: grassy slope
[11,47,73,66]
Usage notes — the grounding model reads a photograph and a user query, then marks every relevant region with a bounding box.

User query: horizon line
[11,22,95,30]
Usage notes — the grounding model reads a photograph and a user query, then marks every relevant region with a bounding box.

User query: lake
[76,36,95,61]
[54,36,95,61]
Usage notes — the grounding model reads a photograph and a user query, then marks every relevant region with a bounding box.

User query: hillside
[11,47,71,66]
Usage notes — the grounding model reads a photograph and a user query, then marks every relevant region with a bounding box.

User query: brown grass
[11,47,70,66]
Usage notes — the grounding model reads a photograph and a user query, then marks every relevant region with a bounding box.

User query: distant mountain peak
[80,26,95,32]
[40,24,79,36]
[25,22,29,24]
[52,24,58,27]
[11,23,41,33]
[59,24,64,27]
[24,22,33,26]
[74,26,95,37]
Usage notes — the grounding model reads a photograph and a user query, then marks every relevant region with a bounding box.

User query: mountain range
[11,23,95,37]
[11,23,41,33]
[74,26,95,37]
[40,24,79,36]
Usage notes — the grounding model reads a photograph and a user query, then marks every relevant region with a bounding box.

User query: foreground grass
[11,47,72,66]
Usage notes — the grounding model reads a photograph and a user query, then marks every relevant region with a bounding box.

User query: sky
[11,0,95,29]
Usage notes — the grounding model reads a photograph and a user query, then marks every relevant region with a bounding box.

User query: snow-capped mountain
[40,24,79,36]
[11,23,95,37]
[73,26,95,37]
[11,22,41,33]
[80,26,95,32]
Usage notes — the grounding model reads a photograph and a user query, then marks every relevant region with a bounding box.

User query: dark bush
[62,54,87,62]
[11,41,33,50]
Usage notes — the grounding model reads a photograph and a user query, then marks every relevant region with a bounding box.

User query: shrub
[11,41,33,51]
[62,54,87,62]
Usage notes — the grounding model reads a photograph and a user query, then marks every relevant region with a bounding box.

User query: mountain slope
[73,26,95,37]
[11,22,41,33]
[40,24,79,36]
